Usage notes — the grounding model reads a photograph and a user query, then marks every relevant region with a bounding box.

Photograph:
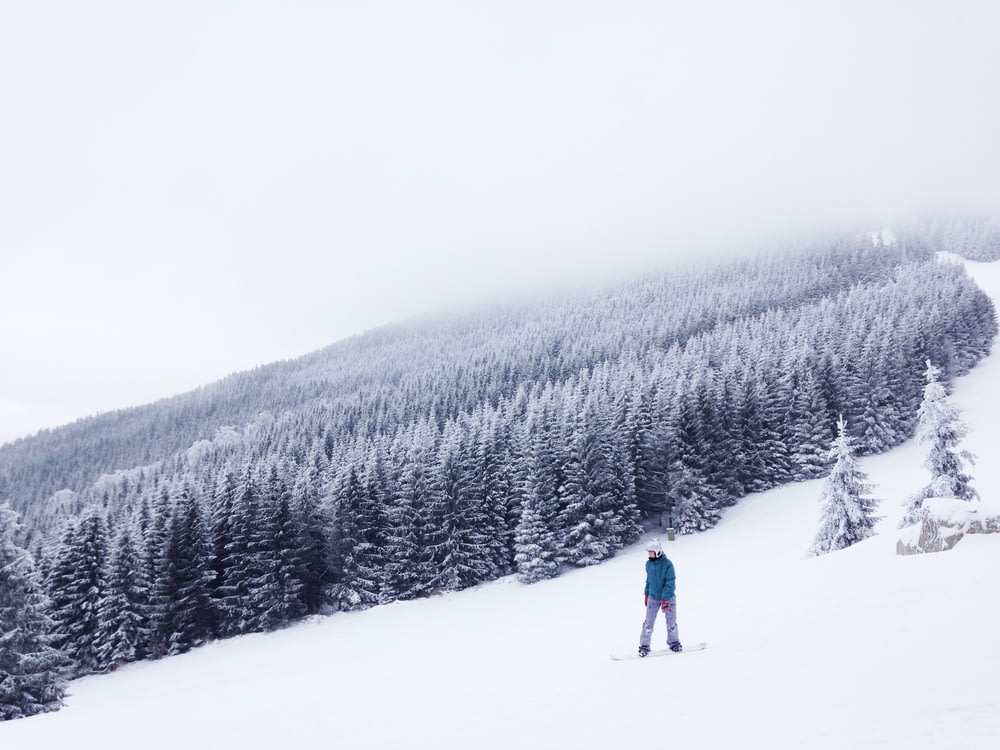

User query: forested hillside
[0,228,969,511]
[0,225,997,684]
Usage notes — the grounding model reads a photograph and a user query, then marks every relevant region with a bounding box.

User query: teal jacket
[644,555,676,601]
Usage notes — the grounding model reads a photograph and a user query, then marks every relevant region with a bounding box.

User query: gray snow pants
[639,596,679,648]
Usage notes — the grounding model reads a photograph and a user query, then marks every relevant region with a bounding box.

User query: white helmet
[646,539,663,556]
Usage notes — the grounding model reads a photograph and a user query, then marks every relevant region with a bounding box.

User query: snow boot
[638,645,650,657]
[669,641,682,652]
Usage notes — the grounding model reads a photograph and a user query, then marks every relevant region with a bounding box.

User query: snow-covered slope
[4,260,1000,750]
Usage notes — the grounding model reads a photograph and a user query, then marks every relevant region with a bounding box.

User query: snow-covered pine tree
[787,365,835,480]
[900,360,977,527]
[381,419,437,601]
[95,523,147,668]
[432,417,497,590]
[663,381,723,534]
[632,379,674,524]
[808,416,881,556]
[163,490,215,654]
[329,460,383,610]
[253,466,308,630]
[235,468,298,635]
[214,466,263,637]
[756,363,794,486]
[595,375,643,550]
[416,423,462,595]
[735,371,771,494]
[471,405,522,578]
[0,505,68,721]
[46,509,110,676]
[555,383,614,567]
[513,489,560,584]
[140,488,173,655]
[513,400,561,583]
[699,364,745,501]
[292,453,333,615]
[208,465,239,633]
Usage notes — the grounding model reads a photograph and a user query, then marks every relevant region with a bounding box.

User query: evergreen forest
[1,222,998,688]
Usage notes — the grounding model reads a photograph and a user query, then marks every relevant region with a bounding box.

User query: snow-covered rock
[896,497,1000,555]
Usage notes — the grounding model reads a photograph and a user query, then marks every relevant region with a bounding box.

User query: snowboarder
[639,539,681,657]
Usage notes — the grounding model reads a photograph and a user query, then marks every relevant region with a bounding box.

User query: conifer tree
[46,509,109,676]
[330,462,382,610]
[217,465,270,635]
[808,417,881,556]
[95,524,147,668]
[254,469,307,629]
[632,384,674,524]
[163,492,215,653]
[699,366,744,502]
[900,360,977,527]
[513,489,560,584]
[735,373,770,494]
[292,464,333,615]
[140,488,172,656]
[555,387,610,566]
[0,506,68,721]
[431,418,496,590]
[663,384,723,533]
[594,374,643,549]
[208,466,239,634]
[557,382,636,565]
[381,422,436,601]
[788,367,835,480]
[472,406,521,577]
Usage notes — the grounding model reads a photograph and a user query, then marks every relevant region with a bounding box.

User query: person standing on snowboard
[639,539,681,657]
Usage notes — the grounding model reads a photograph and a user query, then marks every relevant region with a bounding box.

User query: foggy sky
[2,1,999,444]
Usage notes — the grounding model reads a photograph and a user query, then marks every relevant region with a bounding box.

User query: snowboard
[610,641,707,661]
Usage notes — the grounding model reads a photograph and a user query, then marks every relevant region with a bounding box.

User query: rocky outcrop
[896,498,1000,555]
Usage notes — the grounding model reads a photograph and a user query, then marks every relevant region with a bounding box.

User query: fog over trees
[1,221,998,705]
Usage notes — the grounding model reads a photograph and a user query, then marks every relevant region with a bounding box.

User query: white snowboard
[610,641,707,661]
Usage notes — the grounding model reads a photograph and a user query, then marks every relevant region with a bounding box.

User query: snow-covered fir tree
[432,417,498,589]
[513,399,562,583]
[329,461,384,610]
[808,417,881,557]
[254,478,309,631]
[95,524,147,668]
[216,466,269,637]
[45,509,109,676]
[787,366,835,480]
[900,360,978,527]
[513,490,560,584]
[158,488,215,655]
[0,506,68,721]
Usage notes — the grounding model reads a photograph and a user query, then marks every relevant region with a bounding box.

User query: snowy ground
[3,259,1000,749]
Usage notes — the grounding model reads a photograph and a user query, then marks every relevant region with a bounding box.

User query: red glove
[661,600,671,613]
[644,595,649,606]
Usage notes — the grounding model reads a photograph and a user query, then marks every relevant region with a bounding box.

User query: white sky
[2,1,999,445]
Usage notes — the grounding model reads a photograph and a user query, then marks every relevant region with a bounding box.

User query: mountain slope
[2,258,998,748]
[0,232,940,512]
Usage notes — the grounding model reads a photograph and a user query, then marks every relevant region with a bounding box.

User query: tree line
[0,227,948,513]
[2,229,997,720]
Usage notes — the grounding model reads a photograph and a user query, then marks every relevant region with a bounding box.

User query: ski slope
[3,259,1000,749]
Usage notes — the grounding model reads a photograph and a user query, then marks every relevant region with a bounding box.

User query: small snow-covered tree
[900,361,977,528]
[0,505,68,720]
[808,417,881,556]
